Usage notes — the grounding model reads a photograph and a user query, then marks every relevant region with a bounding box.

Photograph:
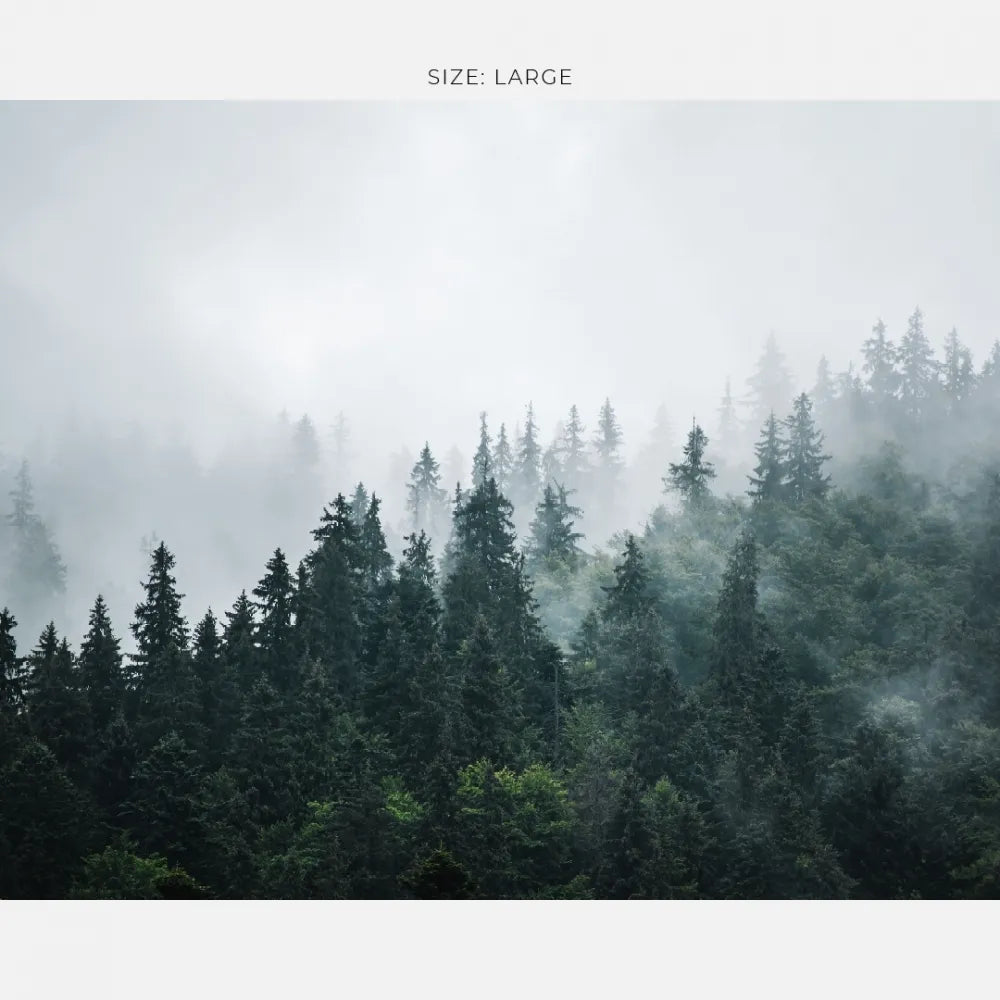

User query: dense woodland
[3,308,1000,898]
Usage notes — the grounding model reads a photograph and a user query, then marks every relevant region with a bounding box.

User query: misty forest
[4,310,1000,899]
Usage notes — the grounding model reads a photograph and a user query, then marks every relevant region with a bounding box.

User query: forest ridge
[2,308,1000,899]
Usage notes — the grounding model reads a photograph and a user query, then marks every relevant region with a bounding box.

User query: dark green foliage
[783,393,831,503]
[407,443,447,539]
[512,401,542,509]
[471,412,492,488]
[6,315,1000,900]
[747,412,786,505]
[527,483,584,570]
[665,422,716,509]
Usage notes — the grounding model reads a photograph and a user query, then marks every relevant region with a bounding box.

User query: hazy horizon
[3,102,999,466]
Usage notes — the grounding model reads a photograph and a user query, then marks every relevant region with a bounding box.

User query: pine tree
[192,609,237,763]
[541,442,563,491]
[78,595,124,733]
[5,461,66,623]
[813,356,835,416]
[292,414,320,468]
[491,424,514,496]
[942,328,975,410]
[717,379,739,451]
[512,402,542,509]
[862,318,899,411]
[458,616,520,766]
[747,413,787,505]
[561,405,589,495]
[783,393,831,503]
[350,483,370,527]
[1,606,23,722]
[24,623,90,779]
[471,412,493,488]
[665,422,716,509]
[592,398,624,527]
[130,542,198,748]
[252,548,296,689]
[302,496,364,699]
[527,484,584,570]
[712,529,761,692]
[898,307,938,420]
[745,333,793,428]
[602,534,651,622]
[407,443,447,538]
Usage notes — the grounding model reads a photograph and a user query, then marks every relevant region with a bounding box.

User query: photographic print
[3,99,999,903]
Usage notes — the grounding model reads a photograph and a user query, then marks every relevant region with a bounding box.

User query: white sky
[2,102,998,461]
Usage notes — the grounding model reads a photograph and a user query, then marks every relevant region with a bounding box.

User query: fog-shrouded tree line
[4,307,1000,898]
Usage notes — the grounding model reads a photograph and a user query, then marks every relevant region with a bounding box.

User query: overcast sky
[2,101,998,463]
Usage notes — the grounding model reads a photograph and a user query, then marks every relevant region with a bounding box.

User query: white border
[1,0,1000,98]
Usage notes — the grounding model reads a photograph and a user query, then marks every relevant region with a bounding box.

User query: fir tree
[712,529,761,693]
[0,606,22,722]
[665,422,716,509]
[407,443,447,538]
[813,356,835,416]
[78,595,124,733]
[471,412,493,488]
[491,424,514,496]
[942,328,975,410]
[541,442,563,491]
[717,379,739,451]
[745,333,793,428]
[24,623,90,780]
[747,412,787,505]
[5,461,67,621]
[898,307,938,420]
[602,534,651,622]
[862,318,899,411]
[350,483,370,527]
[527,484,584,570]
[130,542,197,748]
[512,402,542,509]
[593,398,624,527]
[561,405,589,495]
[783,393,831,503]
[252,548,296,690]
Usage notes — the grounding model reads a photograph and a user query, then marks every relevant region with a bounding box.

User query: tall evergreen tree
[78,595,124,734]
[602,534,651,623]
[130,542,197,748]
[0,607,22,725]
[512,403,542,510]
[942,328,975,410]
[350,483,370,527]
[407,443,447,539]
[491,424,514,497]
[812,357,835,418]
[5,461,66,623]
[862,318,899,412]
[24,623,90,780]
[592,398,624,527]
[783,394,831,503]
[747,413,787,505]
[717,379,739,451]
[252,548,296,690]
[665,422,716,510]
[527,484,584,570]
[471,413,493,489]
[712,529,761,696]
[745,333,793,428]
[561,405,589,495]
[898,307,938,420]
